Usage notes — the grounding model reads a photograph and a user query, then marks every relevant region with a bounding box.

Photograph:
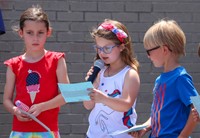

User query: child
[191,45,200,123]
[130,19,198,138]
[83,19,140,138]
[3,5,69,138]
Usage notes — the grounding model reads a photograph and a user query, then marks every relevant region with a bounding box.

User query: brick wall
[0,0,200,138]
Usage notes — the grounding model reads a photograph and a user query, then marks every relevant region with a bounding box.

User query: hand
[88,88,108,103]
[129,128,147,138]
[178,135,191,138]
[28,103,44,117]
[191,108,200,122]
[85,66,94,81]
[13,106,32,121]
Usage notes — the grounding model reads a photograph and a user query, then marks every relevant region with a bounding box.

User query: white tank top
[87,65,137,138]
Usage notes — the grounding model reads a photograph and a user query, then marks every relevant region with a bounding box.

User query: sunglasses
[93,45,118,54]
[146,46,161,56]
[146,45,172,56]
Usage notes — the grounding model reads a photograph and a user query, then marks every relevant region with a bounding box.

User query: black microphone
[87,59,104,83]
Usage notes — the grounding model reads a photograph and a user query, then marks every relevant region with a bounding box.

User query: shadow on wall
[0,9,5,35]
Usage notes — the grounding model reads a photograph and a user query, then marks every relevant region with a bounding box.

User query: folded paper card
[58,81,93,103]
[19,109,51,132]
[109,124,148,136]
[191,95,200,114]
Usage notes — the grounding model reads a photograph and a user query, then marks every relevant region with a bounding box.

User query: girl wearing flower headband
[83,19,140,138]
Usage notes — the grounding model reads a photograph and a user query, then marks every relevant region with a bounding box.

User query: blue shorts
[9,131,60,138]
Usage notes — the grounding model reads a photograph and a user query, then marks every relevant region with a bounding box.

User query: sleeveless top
[87,65,137,138]
[4,51,64,132]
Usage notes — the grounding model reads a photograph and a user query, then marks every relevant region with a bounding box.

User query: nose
[33,34,39,41]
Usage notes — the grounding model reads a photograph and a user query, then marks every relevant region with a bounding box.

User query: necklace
[107,66,110,77]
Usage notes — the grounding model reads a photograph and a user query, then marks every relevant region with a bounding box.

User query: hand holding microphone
[86,59,104,83]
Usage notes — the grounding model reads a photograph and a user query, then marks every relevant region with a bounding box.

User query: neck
[163,58,180,72]
[107,62,126,77]
[23,49,46,63]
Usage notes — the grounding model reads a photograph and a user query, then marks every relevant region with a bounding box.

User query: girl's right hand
[85,66,94,81]
[13,106,31,121]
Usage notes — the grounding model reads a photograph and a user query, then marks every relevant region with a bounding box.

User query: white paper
[191,95,200,114]
[58,81,93,103]
[109,124,148,136]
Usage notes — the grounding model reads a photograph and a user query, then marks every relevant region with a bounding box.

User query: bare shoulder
[125,68,140,81]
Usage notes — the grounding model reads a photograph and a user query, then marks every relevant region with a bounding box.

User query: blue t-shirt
[149,66,198,138]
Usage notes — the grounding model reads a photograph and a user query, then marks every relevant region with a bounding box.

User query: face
[95,36,123,65]
[19,20,51,52]
[145,45,164,67]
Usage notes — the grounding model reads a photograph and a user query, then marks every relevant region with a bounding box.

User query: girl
[83,19,140,138]
[3,5,69,138]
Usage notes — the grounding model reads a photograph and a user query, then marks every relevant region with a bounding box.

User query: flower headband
[97,23,128,43]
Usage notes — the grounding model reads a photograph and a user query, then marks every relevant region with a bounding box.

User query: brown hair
[12,5,50,31]
[91,19,139,72]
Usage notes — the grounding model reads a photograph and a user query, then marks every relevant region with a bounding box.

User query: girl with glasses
[131,19,199,138]
[84,19,140,138]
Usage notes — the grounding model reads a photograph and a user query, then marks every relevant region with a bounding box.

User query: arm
[90,69,140,112]
[3,67,31,121]
[83,68,100,110]
[29,57,70,116]
[178,105,198,138]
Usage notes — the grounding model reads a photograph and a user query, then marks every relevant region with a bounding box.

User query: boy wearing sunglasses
[131,19,198,138]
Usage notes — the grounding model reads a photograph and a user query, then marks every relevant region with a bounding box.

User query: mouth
[32,43,39,46]
[102,57,108,60]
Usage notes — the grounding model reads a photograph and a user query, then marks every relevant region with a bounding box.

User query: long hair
[91,19,139,72]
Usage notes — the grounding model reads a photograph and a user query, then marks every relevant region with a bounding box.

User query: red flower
[100,23,114,31]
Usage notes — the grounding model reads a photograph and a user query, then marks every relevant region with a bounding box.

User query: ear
[18,30,23,38]
[163,45,170,55]
[47,27,52,37]
[120,44,125,52]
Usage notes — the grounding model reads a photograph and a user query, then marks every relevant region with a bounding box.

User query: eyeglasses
[146,46,161,56]
[93,45,118,54]
[146,45,173,56]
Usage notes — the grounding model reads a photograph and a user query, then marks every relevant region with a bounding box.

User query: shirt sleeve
[177,74,199,107]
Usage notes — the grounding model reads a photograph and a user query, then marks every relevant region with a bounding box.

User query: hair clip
[98,23,128,43]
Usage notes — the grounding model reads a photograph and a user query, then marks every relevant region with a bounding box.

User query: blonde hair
[91,19,139,72]
[143,19,186,58]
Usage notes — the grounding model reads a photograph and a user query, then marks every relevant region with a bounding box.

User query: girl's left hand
[88,88,108,103]
[28,103,44,117]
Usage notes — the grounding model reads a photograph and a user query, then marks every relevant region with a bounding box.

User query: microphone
[87,59,104,83]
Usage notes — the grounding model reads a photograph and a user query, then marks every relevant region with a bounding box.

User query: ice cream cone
[30,92,36,103]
